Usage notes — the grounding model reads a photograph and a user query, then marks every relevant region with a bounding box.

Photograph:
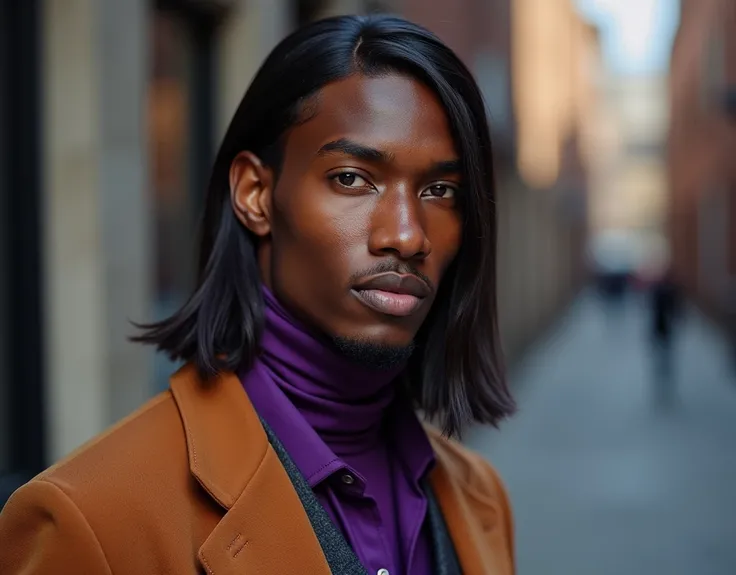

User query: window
[148,4,218,391]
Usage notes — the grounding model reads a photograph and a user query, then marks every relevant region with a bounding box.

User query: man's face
[231,73,463,362]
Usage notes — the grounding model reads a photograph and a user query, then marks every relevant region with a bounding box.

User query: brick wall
[668,0,736,333]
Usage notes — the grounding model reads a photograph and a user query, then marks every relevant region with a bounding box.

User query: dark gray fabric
[260,417,463,575]
[261,417,368,575]
[423,479,463,575]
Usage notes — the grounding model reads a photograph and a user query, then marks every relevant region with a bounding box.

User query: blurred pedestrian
[0,15,516,575]
[588,230,635,330]
[727,308,736,376]
[649,266,681,404]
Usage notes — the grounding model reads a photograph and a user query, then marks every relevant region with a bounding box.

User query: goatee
[330,336,416,371]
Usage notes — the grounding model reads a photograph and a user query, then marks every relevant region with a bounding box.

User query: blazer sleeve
[0,479,112,575]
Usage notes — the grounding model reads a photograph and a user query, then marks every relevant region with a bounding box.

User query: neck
[256,287,405,453]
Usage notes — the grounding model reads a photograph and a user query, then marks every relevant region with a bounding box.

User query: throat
[275,376,397,454]
[256,286,407,454]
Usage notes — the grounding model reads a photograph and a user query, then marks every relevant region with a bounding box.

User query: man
[0,15,516,574]
[649,265,681,404]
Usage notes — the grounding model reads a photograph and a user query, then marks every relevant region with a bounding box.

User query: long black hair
[134,14,515,436]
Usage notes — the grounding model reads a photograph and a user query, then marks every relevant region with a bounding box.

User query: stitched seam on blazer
[232,539,250,558]
[226,534,243,552]
[177,391,269,508]
[198,449,272,571]
[200,554,214,575]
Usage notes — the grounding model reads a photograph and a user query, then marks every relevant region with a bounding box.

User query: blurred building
[668,0,736,339]
[502,0,594,356]
[583,69,672,285]
[590,74,670,234]
[0,0,596,500]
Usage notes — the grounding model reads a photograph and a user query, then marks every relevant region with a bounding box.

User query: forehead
[285,74,457,162]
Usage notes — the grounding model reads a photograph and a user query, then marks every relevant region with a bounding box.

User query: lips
[351,272,431,317]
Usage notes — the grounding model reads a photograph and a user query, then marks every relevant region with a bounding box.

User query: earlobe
[229,151,273,237]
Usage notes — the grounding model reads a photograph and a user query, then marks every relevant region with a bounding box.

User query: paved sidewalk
[466,291,736,575]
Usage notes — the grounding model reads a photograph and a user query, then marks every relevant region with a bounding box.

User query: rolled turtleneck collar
[251,286,405,454]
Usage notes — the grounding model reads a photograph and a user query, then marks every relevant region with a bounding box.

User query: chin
[330,333,416,370]
[348,322,418,348]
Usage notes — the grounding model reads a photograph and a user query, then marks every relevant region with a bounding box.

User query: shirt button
[377,570,390,575]
[341,473,355,485]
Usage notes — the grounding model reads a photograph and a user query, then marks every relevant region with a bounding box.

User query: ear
[229,151,274,237]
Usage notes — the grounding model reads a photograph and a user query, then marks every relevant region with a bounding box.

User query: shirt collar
[243,362,344,487]
[243,362,435,490]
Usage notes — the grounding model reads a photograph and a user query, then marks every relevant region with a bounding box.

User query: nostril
[368,218,431,260]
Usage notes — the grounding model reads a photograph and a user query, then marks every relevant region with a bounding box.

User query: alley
[466,291,736,575]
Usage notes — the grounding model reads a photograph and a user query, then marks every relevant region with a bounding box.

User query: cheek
[271,178,363,272]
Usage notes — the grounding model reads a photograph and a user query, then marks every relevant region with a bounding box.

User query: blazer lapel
[170,365,332,575]
[260,418,367,575]
[198,446,332,575]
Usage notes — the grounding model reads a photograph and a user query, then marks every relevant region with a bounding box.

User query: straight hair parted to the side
[134,14,516,436]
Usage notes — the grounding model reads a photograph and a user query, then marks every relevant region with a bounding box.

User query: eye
[332,171,370,189]
[421,184,456,199]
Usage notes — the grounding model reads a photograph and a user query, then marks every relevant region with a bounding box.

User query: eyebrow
[317,138,462,177]
[425,159,462,178]
[317,138,394,163]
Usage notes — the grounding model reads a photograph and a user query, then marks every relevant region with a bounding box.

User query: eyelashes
[329,170,459,200]
[333,172,370,189]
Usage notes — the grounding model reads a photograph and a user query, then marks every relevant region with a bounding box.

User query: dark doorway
[0,0,45,508]
[149,0,223,391]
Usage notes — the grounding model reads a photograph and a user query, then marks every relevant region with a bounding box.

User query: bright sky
[575,0,681,74]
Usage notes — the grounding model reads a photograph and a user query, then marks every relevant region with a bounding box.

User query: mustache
[349,260,434,291]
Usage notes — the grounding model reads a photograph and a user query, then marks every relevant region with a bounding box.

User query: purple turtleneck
[241,287,435,575]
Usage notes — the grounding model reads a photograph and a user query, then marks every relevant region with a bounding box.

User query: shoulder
[38,390,187,494]
[40,390,198,524]
[427,428,516,574]
[426,426,511,505]
[26,391,191,514]
[0,391,195,572]
[425,426,516,572]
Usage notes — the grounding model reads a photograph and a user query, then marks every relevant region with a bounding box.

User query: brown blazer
[0,365,514,574]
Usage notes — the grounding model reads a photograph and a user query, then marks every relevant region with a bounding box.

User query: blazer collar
[170,364,333,575]
[169,363,266,509]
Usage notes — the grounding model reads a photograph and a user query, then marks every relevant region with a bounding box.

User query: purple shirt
[241,287,435,575]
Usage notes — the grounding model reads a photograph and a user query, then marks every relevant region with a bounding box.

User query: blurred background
[1,0,734,572]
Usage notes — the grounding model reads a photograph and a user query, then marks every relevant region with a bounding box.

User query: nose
[367,188,431,261]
